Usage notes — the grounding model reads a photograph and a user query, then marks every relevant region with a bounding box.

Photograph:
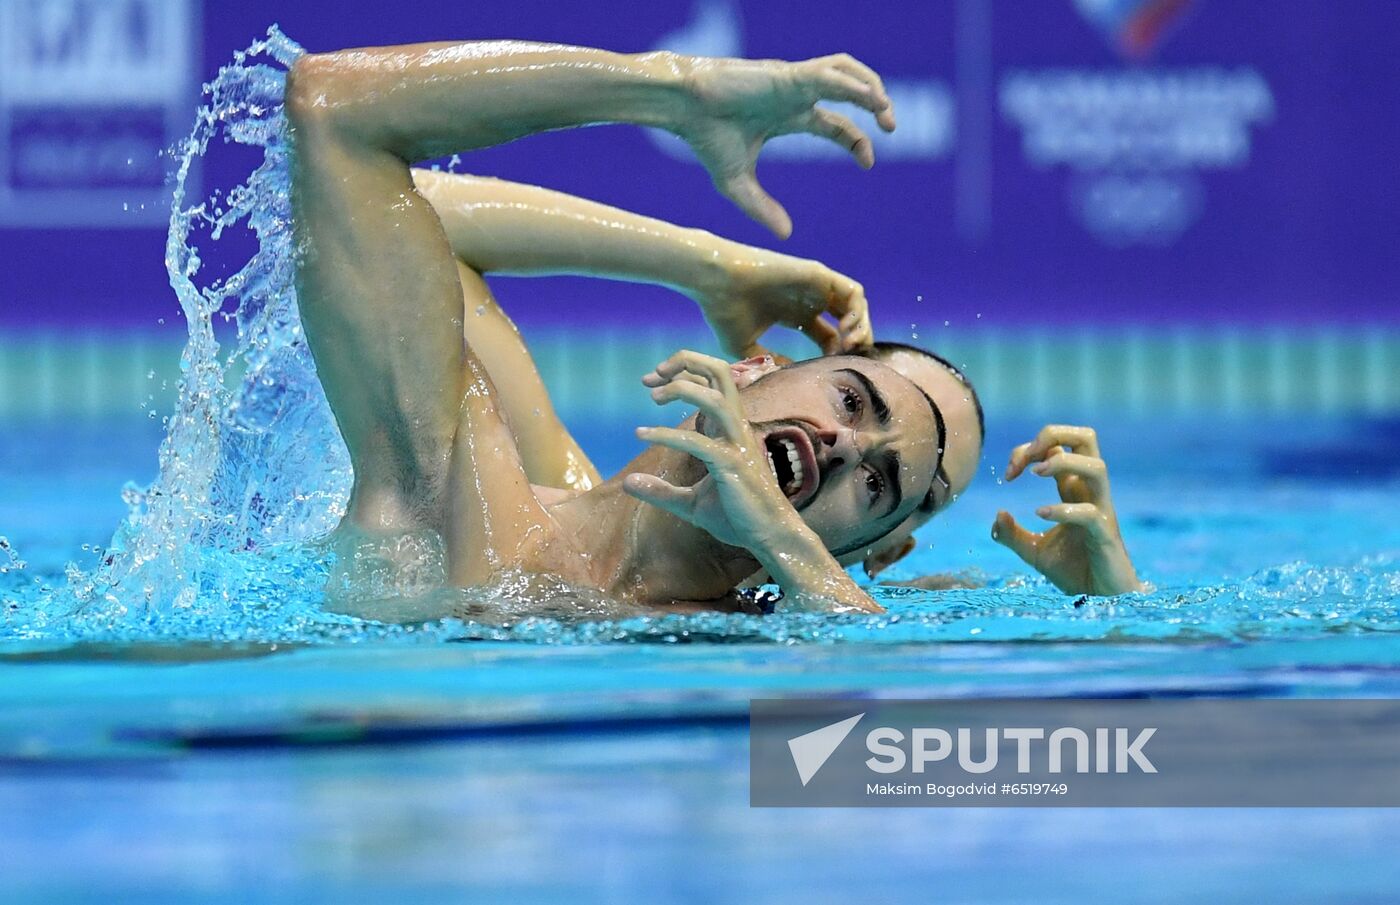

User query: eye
[838,385,863,422]
[862,466,885,501]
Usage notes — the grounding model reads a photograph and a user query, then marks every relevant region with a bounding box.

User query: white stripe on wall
[0,327,1396,421]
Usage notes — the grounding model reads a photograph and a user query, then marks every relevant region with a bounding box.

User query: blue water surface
[5,412,1400,903]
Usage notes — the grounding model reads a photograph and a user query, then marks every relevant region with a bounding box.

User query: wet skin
[649,355,943,559]
[287,37,1141,614]
[286,40,915,612]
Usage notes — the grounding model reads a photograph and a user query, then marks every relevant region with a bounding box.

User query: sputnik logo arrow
[787,713,865,786]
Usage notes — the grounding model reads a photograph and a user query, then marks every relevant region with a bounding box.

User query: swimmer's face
[856,348,984,575]
[708,356,944,557]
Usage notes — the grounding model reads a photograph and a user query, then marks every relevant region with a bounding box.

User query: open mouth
[761,425,820,508]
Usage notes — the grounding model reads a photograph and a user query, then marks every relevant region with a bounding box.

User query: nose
[815,427,867,475]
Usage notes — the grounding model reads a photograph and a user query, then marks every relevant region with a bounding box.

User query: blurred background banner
[0,0,1397,425]
[1,0,1397,331]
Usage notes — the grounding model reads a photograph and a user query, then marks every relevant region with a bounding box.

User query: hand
[673,53,895,238]
[692,247,873,359]
[992,425,1145,597]
[623,350,802,552]
[624,349,882,613]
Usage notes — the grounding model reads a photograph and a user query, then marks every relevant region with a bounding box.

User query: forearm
[451,261,602,492]
[414,170,738,297]
[756,516,884,614]
[288,41,689,162]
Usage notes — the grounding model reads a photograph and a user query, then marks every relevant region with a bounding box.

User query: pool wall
[3,327,1398,423]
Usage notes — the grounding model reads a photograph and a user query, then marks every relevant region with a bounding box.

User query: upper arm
[286,57,531,537]
[409,167,600,490]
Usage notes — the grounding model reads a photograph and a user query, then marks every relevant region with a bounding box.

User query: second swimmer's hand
[671,53,896,238]
[992,425,1145,597]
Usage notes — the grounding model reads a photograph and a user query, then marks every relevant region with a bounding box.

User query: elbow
[284,54,336,130]
[285,53,397,157]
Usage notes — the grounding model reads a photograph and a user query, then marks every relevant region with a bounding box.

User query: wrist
[750,511,830,587]
[628,50,695,129]
[740,490,883,614]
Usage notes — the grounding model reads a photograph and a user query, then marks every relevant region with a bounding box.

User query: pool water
[4,412,1400,902]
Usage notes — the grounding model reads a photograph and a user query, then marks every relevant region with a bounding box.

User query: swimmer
[285,39,1142,615]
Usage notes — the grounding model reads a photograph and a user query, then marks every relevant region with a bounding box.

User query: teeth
[784,440,803,493]
[765,437,806,497]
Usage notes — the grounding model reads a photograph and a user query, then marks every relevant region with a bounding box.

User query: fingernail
[1032,463,1048,475]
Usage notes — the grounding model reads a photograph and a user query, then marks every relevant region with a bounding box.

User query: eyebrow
[920,388,950,513]
[836,368,890,425]
[883,450,903,518]
[837,367,906,517]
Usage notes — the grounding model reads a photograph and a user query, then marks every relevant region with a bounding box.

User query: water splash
[7,28,353,639]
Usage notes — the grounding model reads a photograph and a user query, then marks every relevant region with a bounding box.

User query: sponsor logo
[1073,0,1197,61]
[1002,1,1273,246]
[0,0,195,226]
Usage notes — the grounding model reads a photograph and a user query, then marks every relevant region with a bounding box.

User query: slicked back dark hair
[865,341,985,448]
